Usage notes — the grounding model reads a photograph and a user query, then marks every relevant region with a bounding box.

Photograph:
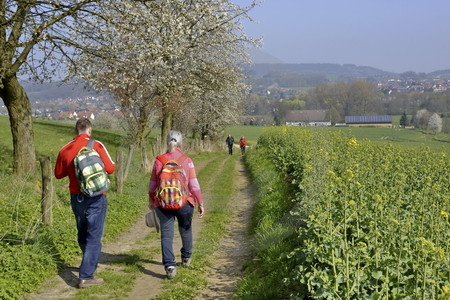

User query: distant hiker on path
[225,134,234,155]
[239,136,247,156]
[149,130,205,279]
[54,118,115,289]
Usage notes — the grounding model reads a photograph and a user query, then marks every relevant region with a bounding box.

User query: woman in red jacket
[148,130,204,279]
[239,136,247,155]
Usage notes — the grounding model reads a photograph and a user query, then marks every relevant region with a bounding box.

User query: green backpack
[74,139,110,197]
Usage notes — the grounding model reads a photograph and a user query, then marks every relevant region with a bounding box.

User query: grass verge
[155,153,237,299]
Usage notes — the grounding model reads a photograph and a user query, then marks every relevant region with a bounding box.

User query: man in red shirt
[239,136,247,156]
[54,118,115,288]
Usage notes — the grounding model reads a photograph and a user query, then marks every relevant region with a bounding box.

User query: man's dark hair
[76,118,92,134]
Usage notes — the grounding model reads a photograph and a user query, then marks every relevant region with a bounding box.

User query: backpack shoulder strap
[87,139,96,149]
[156,154,169,166]
[157,154,188,166]
[76,139,95,155]
[177,154,188,165]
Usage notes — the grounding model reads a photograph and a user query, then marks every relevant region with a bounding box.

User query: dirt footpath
[24,157,254,299]
[195,157,254,299]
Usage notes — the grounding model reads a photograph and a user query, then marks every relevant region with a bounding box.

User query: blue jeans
[155,204,194,269]
[70,194,107,280]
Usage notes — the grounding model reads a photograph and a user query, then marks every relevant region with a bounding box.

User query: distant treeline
[246,63,450,88]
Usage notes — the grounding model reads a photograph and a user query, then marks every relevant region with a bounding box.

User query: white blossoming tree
[69,0,258,151]
[179,65,249,140]
[414,108,432,129]
[428,112,442,134]
[0,1,103,174]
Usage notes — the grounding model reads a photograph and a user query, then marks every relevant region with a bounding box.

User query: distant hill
[21,80,100,101]
[247,63,396,81]
[247,48,285,64]
[428,69,450,78]
[15,61,448,102]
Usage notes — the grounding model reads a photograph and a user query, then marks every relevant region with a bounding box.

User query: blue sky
[234,0,450,73]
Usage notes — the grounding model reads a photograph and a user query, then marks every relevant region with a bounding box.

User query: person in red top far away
[149,130,204,279]
[54,118,115,289]
[239,136,247,156]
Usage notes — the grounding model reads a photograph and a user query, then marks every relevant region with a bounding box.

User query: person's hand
[197,204,204,218]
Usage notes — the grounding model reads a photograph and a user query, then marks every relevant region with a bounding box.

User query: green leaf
[371,270,383,280]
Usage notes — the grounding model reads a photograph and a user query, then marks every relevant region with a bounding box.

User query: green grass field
[225,125,264,145]
[330,126,450,152]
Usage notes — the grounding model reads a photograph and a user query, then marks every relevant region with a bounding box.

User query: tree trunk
[160,108,173,150]
[0,76,37,175]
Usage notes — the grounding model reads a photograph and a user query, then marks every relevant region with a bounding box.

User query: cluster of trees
[384,90,450,116]
[245,79,450,130]
[0,0,257,174]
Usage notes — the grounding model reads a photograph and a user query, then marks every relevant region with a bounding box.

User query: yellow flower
[390,218,400,226]
[344,169,354,181]
[357,241,367,248]
[348,137,359,146]
[441,284,450,299]
[440,211,449,218]
[373,194,382,202]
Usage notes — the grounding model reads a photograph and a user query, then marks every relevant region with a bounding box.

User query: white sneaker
[166,266,176,279]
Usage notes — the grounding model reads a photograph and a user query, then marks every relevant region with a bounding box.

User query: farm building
[285,110,331,127]
[345,115,392,127]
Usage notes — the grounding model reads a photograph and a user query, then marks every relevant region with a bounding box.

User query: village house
[285,110,331,127]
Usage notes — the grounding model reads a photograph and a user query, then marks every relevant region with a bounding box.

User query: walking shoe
[78,277,104,288]
[181,257,191,268]
[166,266,177,279]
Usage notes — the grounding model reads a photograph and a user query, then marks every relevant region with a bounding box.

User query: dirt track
[24,156,254,299]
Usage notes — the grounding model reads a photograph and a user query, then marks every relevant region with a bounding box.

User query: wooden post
[115,150,124,194]
[39,156,53,226]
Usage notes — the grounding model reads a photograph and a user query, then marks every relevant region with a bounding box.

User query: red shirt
[149,148,203,207]
[54,134,115,194]
[239,138,247,147]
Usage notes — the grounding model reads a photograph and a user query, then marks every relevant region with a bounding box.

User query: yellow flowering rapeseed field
[252,126,450,299]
